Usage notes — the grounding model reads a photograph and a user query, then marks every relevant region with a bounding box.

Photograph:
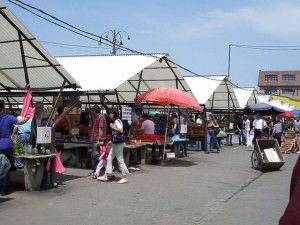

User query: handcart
[251,139,285,171]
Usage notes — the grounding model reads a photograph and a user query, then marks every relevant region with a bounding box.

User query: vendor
[54,107,70,135]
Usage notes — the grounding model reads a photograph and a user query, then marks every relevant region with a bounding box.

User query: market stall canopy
[292,109,300,116]
[233,87,258,108]
[136,87,203,111]
[271,95,300,110]
[258,95,295,111]
[56,54,192,105]
[0,2,80,91]
[277,111,295,118]
[184,75,239,110]
[245,102,285,115]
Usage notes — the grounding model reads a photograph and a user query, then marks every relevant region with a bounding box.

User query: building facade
[258,70,300,99]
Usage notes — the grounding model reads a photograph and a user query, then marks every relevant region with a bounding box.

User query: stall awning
[233,87,258,108]
[184,75,239,110]
[0,2,80,91]
[56,54,193,105]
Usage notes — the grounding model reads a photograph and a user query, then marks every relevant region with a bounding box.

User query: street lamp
[99,29,130,55]
[227,44,232,77]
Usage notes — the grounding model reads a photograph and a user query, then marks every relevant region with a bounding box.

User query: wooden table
[225,133,235,146]
[123,142,153,166]
[16,154,56,191]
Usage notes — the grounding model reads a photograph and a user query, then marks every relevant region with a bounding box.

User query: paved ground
[0,136,297,225]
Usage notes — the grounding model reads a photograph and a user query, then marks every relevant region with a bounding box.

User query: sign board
[37,127,52,144]
[180,124,188,134]
[167,152,176,158]
[122,107,132,120]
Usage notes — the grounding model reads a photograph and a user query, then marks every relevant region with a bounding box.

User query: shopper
[237,115,246,145]
[0,100,30,195]
[272,119,283,147]
[12,115,33,168]
[90,105,107,173]
[93,137,109,179]
[252,114,267,144]
[99,109,129,184]
[206,114,220,153]
[278,154,300,224]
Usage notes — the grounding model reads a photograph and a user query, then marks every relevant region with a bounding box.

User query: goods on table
[187,125,205,137]
[281,133,296,154]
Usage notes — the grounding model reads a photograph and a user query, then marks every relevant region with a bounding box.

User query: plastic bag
[46,150,66,174]
[0,154,11,181]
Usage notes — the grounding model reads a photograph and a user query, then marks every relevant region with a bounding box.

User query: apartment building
[258,70,300,99]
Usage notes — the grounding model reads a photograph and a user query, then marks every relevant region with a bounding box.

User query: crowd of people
[3,97,300,191]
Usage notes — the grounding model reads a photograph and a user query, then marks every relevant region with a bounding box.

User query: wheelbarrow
[251,139,285,171]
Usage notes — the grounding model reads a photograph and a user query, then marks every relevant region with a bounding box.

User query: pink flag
[21,88,34,118]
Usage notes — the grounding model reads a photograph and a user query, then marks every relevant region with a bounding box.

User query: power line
[6,0,246,84]
[231,44,300,51]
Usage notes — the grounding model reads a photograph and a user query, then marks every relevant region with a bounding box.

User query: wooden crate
[254,139,285,171]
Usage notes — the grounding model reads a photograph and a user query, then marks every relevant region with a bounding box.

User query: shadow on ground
[9,169,86,193]
[153,158,197,167]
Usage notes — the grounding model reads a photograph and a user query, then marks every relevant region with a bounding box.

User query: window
[282,87,295,95]
[265,75,278,82]
[264,88,278,95]
[282,74,296,82]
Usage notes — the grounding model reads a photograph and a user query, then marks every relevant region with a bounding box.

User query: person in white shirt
[252,114,267,144]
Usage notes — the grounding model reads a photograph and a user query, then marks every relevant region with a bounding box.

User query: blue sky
[4,0,300,89]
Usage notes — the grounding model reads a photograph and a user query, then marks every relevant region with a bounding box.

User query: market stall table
[225,132,235,146]
[16,154,56,191]
[55,138,92,168]
[123,141,153,166]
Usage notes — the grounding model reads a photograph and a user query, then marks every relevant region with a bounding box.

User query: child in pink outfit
[92,138,109,179]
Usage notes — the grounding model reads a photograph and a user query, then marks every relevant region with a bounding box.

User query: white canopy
[233,88,258,109]
[257,95,295,111]
[0,2,80,91]
[56,54,193,105]
[184,75,239,110]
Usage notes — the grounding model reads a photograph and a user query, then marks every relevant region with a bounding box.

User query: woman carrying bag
[99,109,129,184]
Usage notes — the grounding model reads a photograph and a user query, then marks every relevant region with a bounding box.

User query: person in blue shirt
[0,100,30,196]
[12,116,33,168]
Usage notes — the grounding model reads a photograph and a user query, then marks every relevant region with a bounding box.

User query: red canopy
[277,111,295,118]
[136,87,203,111]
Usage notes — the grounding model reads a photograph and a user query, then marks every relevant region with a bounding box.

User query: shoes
[217,150,220,153]
[117,178,128,184]
[205,151,210,154]
[92,175,97,180]
[1,192,9,196]
[97,176,108,182]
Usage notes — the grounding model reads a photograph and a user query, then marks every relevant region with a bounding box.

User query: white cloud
[173,2,300,41]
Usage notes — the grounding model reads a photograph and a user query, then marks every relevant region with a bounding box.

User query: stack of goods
[187,125,205,137]
[136,134,164,142]
[281,133,296,154]
[263,148,281,162]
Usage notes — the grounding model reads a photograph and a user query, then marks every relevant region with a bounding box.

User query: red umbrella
[136,87,203,111]
[277,111,295,118]
[137,87,202,160]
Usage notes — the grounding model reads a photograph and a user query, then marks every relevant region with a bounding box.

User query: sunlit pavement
[0,134,297,225]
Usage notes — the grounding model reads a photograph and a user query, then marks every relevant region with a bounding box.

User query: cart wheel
[251,151,262,170]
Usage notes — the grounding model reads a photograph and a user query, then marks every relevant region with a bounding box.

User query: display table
[170,136,189,157]
[123,142,153,166]
[55,139,92,168]
[16,154,56,191]
[225,132,235,146]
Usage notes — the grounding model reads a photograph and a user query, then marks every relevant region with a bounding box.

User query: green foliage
[13,143,26,156]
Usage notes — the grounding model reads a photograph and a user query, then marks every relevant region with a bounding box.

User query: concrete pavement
[0,136,297,225]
